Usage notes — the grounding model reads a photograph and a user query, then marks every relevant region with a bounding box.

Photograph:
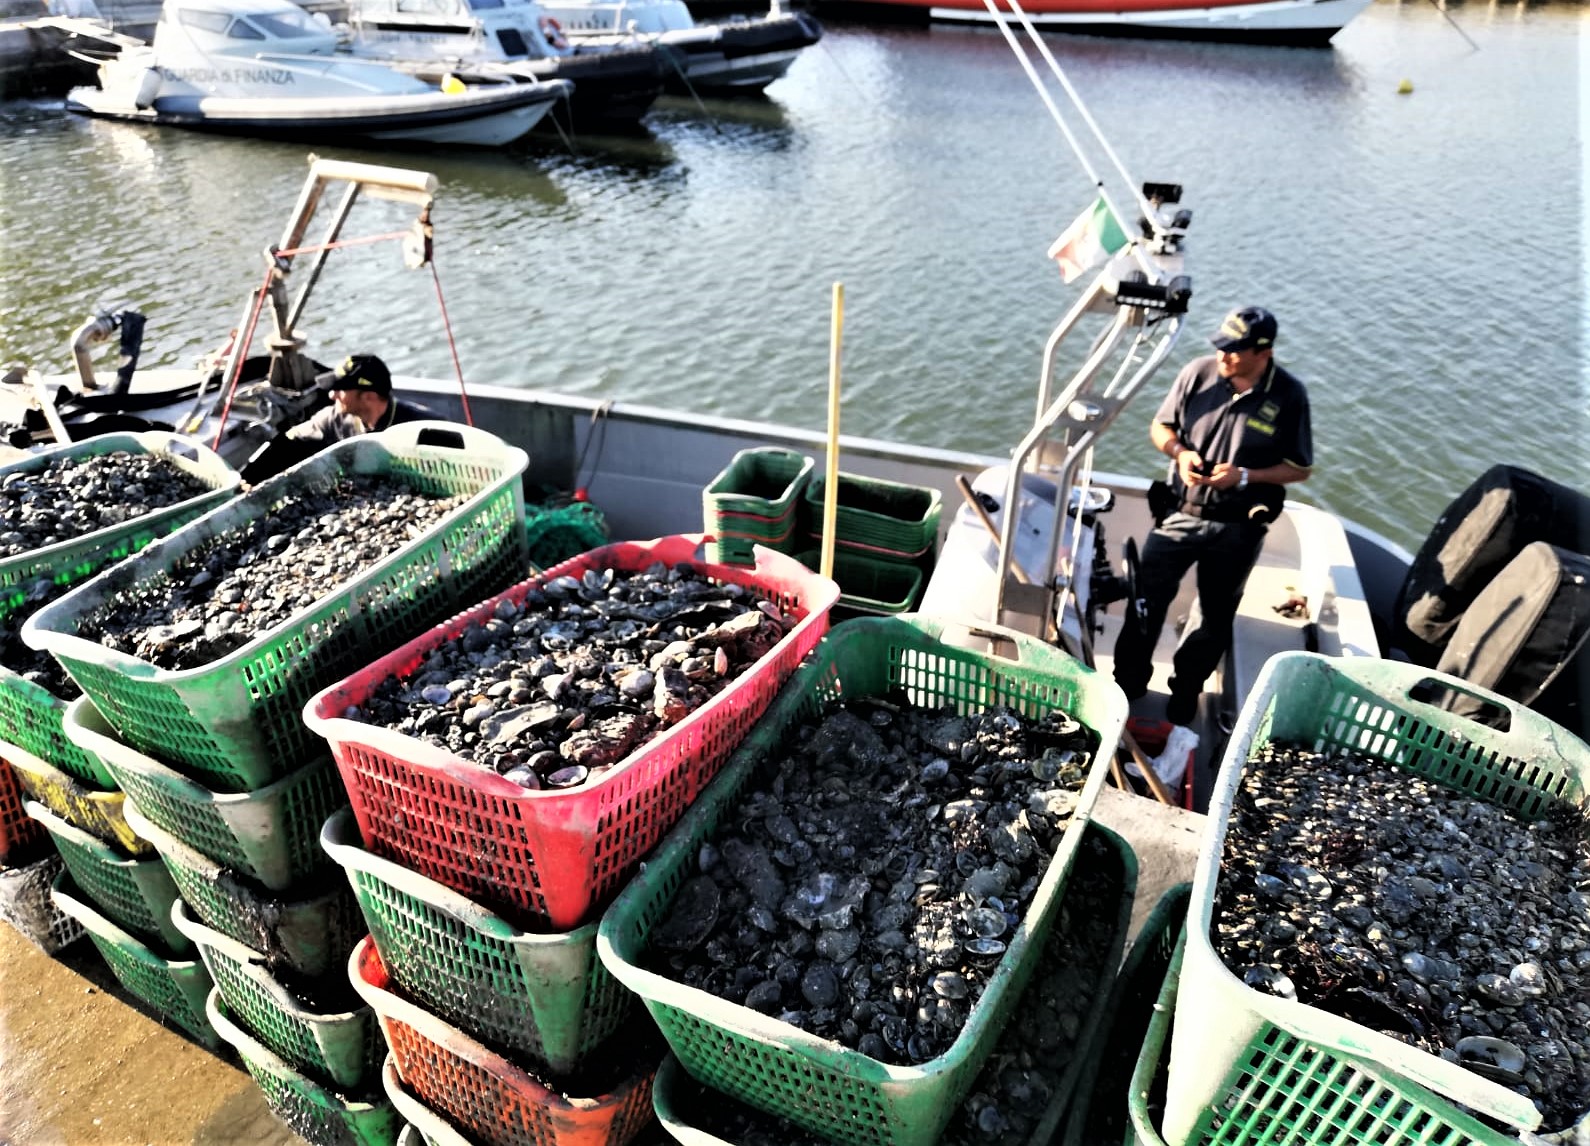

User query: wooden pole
[954,475,1031,585]
[1120,727,1179,806]
[821,283,843,581]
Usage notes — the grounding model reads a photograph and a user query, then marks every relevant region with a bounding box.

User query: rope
[429,258,473,427]
[209,264,275,450]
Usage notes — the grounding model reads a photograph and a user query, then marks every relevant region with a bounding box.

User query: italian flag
[1047,197,1129,283]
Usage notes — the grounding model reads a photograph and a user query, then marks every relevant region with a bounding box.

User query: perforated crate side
[28,801,187,951]
[325,811,628,1074]
[209,991,399,1146]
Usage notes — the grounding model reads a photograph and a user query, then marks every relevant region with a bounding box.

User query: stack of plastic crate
[701,448,814,567]
[23,423,531,1146]
[800,473,942,620]
[596,616,1127,1146]
[0,435,238,965]
[305,535,839,1146]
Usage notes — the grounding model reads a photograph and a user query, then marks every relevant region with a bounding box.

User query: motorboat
[339,0,671,125]
[834,0,1373,46]
[532,0,823,95]
[0,0,122,95]
[62,0,573,146]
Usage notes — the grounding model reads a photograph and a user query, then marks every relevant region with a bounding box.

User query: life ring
[539,15,569,50]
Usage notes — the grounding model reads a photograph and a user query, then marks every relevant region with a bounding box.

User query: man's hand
[1203,462,1244,490]
[1176,449,1207,485]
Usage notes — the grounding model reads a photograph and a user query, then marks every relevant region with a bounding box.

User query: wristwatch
[1236,467,1250,491]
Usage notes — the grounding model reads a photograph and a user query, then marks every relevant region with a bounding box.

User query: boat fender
[133,66,161,109]
[540,15,569,50]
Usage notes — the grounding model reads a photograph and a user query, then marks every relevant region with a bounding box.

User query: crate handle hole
[1407,678,1512,732]
[415,427,467,451]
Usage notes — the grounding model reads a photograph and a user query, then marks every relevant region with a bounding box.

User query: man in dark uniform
[1112,307,1314,726]
[240,354,434,483]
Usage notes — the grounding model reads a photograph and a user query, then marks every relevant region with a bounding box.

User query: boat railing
[993,247,1192,642]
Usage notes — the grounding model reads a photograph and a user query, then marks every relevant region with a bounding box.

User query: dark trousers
[1112,512,1268,702]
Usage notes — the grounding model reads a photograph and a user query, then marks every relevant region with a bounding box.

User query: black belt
[1178,500,1252,523]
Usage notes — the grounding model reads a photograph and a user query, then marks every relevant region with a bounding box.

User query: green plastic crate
[50,870,217,1049]
[25,798,188,953]
[66,695,345,890]
[1128,928,1522,1146]
[702,448,815,520]
[792,549,924,617]
[1169,653,1590,1144]
[207,989,400,1146]
[23,422,529,793]
[803,472,942,559]
[173,900,381,1090]
[1059,884,1190,1146]
[0,432,238,789]
[125,799,363,981]
[651,823,1138,1146]
[597,615,1125,1146]
[322,809,631,1077]
[6,745,151,856]
[0,850,83,953]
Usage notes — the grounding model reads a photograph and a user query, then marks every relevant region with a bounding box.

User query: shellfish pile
[80,475,467,669]
[1213,744,1590,1131]
[645,695,1095,1069]
[348,563,790,791]
[0,577,86,698]
[666,830,1125,1146]
[0,450,212,559]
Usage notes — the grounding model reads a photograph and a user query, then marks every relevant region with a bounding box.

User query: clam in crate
[1168,652,1590,1145]
[597,615,1127,1146]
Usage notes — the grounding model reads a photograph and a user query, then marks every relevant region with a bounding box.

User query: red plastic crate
[0,756,46,865]
[1126,717,1195,810]
[352,938,658,1146]
[305,535,837,931]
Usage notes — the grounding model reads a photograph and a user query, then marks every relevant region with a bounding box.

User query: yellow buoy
[440,73,466,95]
[1397,78,1414,94]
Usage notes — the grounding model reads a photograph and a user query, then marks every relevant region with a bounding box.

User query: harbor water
[0,6,1584,1141]
[0,0,1585,552]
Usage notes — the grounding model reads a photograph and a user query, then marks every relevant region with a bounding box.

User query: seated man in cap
[240,354,434,483]
[1111,306,1314,728]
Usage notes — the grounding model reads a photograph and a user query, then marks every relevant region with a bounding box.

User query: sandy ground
[0,921,307,1146]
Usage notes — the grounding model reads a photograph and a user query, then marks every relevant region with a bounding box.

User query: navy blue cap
[1210,307,1277,353]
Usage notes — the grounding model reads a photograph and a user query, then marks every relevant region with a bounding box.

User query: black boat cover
[1392,464,1590,665]
[1434,540,1590,734]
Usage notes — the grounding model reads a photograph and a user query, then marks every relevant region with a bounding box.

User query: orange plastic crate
[304,535,837,931]
[351,938,658,1146]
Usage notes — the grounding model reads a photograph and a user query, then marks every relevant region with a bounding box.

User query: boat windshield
[176,5,324,36]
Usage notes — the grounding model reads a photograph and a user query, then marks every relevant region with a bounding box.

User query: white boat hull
[67,78,569,145]
[926,0,1372,41]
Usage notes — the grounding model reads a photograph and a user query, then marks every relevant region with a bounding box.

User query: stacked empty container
[0,435,238,967]
[800,472,942,619]
[701,447,814,567]
[306,534,840,1146]
[25,422,531,1146]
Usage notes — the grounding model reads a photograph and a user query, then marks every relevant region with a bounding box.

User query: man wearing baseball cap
[240,354,434,482]
[1112,306,1314,728]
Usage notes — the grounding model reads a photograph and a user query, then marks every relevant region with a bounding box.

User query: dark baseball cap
[315,354,391,395]
[1209,307,1277,353]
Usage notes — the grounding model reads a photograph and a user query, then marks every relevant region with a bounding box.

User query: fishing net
[524,496,610,570]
